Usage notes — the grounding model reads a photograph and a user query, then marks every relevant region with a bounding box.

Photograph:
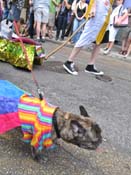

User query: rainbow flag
[0,80,57,151]
[0,80,26,134]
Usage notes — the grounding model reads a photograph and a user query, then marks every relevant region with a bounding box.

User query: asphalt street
[0,40,131,175]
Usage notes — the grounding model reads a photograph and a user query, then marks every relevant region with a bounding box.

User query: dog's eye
[78,127,86,134]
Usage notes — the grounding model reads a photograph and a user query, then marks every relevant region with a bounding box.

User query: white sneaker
[123,54,128,58]
[103,49,111,55]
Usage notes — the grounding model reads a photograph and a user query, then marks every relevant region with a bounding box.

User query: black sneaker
[85,65,104,75]
[63,61,78,75]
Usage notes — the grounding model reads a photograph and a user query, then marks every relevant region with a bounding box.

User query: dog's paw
[30,146,48,163]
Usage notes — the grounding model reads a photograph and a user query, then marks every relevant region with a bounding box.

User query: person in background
[71,0,88,44]
[118,8,131,57]
[103,0,128,55]
[55,0,73,41]
[1,0,10,20]
[0,0,3,22]
[33,0,50,42]
[27,0,34,38]
[47,0,60,39]
[64,0,79,38]
[9,0,25,32]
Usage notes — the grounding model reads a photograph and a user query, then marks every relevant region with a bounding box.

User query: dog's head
[55,105,102,150]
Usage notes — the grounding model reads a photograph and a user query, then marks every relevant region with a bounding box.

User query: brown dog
[31,105,102,161]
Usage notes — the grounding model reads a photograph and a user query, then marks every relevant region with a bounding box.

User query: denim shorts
[12,4,21,21]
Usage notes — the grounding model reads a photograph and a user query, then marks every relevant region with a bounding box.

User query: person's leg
[36,21,41,39]
[68,47,82,61]
[63,47,82,75]
[76,19,85,43]
[12,5,21,32]
[61,15,67,40]
[56,15,62,40]
[65,14,74,37]
[28,12,34,38]
[85,44,104,75]
[41,7,49,42]
[123,38,131,57]
[103,27,118,54]
[48,13,55,38]
[41,23,47,41]
[88,44,101,64]
[34,8,41,40]
[72,18,79,43]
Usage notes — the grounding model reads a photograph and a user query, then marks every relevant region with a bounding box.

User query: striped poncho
[18,94,57,151]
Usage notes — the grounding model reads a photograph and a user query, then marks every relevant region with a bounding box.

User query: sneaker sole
[85,70,104,75]
[63,64,78,75]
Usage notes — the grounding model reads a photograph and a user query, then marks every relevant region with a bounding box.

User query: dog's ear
[79,105,90,117]
[71,120,85,134]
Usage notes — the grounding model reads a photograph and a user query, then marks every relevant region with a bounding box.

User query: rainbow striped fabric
[18,94,57,151]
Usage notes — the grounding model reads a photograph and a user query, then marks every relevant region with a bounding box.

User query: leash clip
[37,88,44,100]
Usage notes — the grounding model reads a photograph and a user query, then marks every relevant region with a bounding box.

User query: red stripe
[0,112,21,134]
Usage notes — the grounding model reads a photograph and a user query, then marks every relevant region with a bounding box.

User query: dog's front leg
[31,146,49,163]
[30,146,42,162]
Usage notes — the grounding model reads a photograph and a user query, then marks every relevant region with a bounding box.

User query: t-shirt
[33,0,50,9]
[50,0,60,14]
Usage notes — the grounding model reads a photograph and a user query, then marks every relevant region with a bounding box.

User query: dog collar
[53,111,61,139]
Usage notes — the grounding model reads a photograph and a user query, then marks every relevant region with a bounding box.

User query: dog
[0,83,102,162]
[21,99,102,161]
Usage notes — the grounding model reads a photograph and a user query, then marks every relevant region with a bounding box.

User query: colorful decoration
[0,80,26,134]
[18,94,57,151]
[0,38,45,70]
[0,80,57,151]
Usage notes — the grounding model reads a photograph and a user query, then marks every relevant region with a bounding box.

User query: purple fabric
[0,97,19,114]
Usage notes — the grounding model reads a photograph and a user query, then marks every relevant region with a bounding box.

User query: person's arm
[128,9,131,17]
[116,9,128,25]
[64,0,72,10]
[80,4,88,19]
[1,0,4,11]
[52,0,59,7]
[74,3,79,18]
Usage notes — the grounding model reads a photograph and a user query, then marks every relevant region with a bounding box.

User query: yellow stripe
[85,0,95,20]
[41,101,56,114]
[19,112,36,122]
[21,94,40,104]
[96,0,114,44]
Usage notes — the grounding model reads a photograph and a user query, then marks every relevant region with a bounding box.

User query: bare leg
[107,41,114,50]
[36,21,41,39]
[85,44,104,75]
[124,39,131,57]
[121,39,126,51]
[63,47,82,75]
[68,47,82,62]
[41,23,47,38]
[88,44,101,65]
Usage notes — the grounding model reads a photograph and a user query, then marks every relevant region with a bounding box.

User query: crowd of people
[0,0,131,75]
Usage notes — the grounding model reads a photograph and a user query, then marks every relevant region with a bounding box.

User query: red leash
[13,21,43,100]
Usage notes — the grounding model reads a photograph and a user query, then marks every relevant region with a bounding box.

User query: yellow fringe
[96,0,114,44]
[85,0,95,20]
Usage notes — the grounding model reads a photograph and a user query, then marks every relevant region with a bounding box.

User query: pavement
[0,37,131,175]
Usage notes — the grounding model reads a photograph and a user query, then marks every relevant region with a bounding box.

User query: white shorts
[108,25,119,42]
[34,7,49,24]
